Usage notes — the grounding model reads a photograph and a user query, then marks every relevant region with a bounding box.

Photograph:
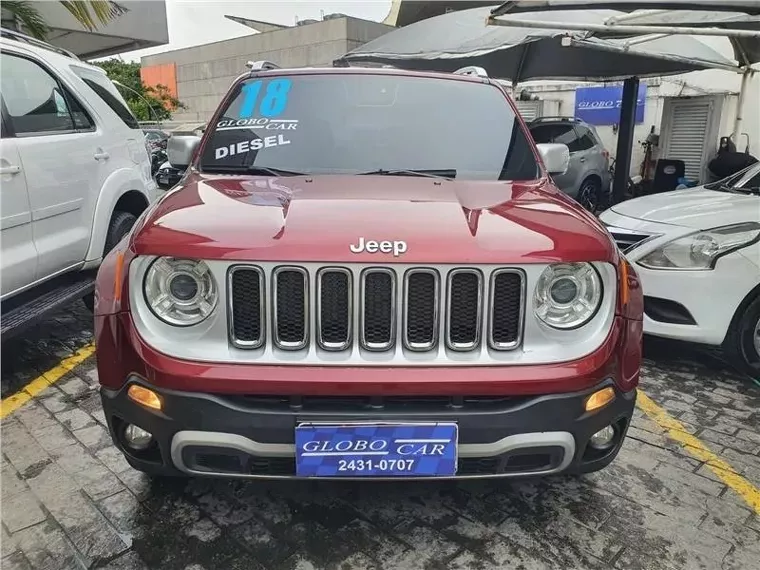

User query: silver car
[528,117,611,212]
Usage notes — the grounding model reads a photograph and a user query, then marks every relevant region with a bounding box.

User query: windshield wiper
[246,166,307,177]
[714,183,760,195]
[358,168,456,180]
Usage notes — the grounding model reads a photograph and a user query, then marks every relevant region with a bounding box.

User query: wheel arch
[85,169,152,265]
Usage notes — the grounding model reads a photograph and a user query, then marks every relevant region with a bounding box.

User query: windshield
[199,73,539,181]
[705,163,760,193]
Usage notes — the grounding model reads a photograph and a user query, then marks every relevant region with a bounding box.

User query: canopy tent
[339,8,739,81]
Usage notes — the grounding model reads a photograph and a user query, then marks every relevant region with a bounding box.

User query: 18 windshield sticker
[215,78,298,133]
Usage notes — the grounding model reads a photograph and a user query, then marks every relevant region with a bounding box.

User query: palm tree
[1,1,128,40]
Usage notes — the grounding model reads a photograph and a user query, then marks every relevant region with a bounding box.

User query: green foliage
[96,59,186,121]
[3,1,126,39]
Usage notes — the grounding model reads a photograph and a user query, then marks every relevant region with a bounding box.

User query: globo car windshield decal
[209,78,298,163]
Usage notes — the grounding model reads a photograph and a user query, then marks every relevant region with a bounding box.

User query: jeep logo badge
[349,238,408,257]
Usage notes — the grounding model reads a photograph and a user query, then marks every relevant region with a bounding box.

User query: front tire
[82,210,138,312]
[577,177,602,213]
[725,294,760,379]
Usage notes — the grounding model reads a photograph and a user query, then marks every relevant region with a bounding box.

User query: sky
[118,0,393,62]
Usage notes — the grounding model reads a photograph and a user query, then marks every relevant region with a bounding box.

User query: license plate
[158,176,168,184]
[295,422,458,477]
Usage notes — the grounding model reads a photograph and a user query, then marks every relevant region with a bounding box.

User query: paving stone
[698,428,760,455]
[3,421,53,475]
[55,408,95,431]
[57,376,91,397]
[184,518,221,543]
[0,490,47,533]
[13,521,80,570]
[447,535,553,570]
[97,490,151,535]
[72,423,111,451]
[94,446,133,475]
[1,464,27,499]
[0,551,34,570]
[97,551,150,570]
[37,390,75,414]
[736,429,760,446]
[650,462,725,497]
[230,516,295,563]
[13,401,58,433]
[698,498,759,554]
[31,423,79,453]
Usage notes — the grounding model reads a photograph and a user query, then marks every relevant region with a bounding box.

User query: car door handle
[94,151,110,160]
[0,165,21,175]
[579,157,586,163]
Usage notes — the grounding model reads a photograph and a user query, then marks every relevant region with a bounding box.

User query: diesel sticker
[214,135,291,159]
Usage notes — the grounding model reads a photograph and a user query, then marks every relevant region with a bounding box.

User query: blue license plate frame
[295,422,458,478]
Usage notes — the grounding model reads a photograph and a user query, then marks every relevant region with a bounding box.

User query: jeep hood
[132,174,615,264]
[609,187,759,229]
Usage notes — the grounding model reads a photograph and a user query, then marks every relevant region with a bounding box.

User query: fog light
[589,425,615,449]
[123,424,153,450]
[127,385,162,411]
[585,386,615,412]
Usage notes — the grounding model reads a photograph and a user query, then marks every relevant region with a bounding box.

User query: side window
[574,126,597,151]
[71,66,140,130]
[530,124,581,153]
[0,53,75,135]
[741,171,760,189]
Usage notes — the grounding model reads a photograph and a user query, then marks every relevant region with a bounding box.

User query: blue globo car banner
[574,83,647,126]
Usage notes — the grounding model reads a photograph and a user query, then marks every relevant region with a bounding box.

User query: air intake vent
[404,270,439,350]
[273,267,307,349]
[490,270,523,349]
[447,270,482,350]
[229,267,264,348]
[361,269,395,350]
[318,269,352,350]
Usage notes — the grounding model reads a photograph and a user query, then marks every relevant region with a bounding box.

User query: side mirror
[537,143,570,176]
[167,134,201,170]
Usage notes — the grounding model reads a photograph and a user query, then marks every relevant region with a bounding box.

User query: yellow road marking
[637,391,760,515]
[0,343,96,419]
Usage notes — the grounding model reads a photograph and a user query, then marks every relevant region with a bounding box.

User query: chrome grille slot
[273,267,308,349]
[361,269,395,350]
[490,269,524,350]
[227,264,527,358]
[228,266,264,348]
[317,268,351,350]
[447,269,482,350]
[404,269,439,351]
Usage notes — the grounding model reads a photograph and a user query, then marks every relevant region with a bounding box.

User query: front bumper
[101,377,636,480]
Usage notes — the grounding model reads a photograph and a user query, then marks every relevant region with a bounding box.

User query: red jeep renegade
[94,62,643,480]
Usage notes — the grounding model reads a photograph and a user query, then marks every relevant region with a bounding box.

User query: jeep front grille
[228,265,525,354]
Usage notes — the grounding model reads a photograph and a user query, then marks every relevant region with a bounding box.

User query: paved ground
[2,304,759,570]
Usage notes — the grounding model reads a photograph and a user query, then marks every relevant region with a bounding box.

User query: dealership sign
[574,83,647,125]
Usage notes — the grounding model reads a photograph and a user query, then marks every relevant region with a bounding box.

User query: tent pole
[732,68,752,144]
[613,77,640,205]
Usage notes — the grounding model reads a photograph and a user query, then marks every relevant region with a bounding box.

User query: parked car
[95,63,643,482]
[528,116,611,212]
[155,159,184,189]
[600,162,760,377]
[0,28,158,340]
[143,128,169,150]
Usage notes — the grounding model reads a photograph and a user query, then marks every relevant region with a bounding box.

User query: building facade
[141,16,393,124]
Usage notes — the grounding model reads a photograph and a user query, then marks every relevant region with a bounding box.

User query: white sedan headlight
[144,257,218,326]
[533,262,603,330]
[638,222,760,271]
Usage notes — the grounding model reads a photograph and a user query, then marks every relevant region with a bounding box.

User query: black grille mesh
[231,269,262,343]
[319,271,350,346]
[275,270,306,344]
[448,272,480,346]
[363,271,393,346]
[491,272,522,345]
[406,272,437,346]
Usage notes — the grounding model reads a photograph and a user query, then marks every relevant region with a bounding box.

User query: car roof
[528,116,590,126]
[1,27,106,76]
[237,65,493,85]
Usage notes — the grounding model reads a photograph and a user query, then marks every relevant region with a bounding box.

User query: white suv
[0,28,159,339]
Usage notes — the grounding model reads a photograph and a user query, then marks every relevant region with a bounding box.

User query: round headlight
[533,262,602,329]
[144,257,218,326]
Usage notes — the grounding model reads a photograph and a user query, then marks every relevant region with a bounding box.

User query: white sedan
[599,163,760,377]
